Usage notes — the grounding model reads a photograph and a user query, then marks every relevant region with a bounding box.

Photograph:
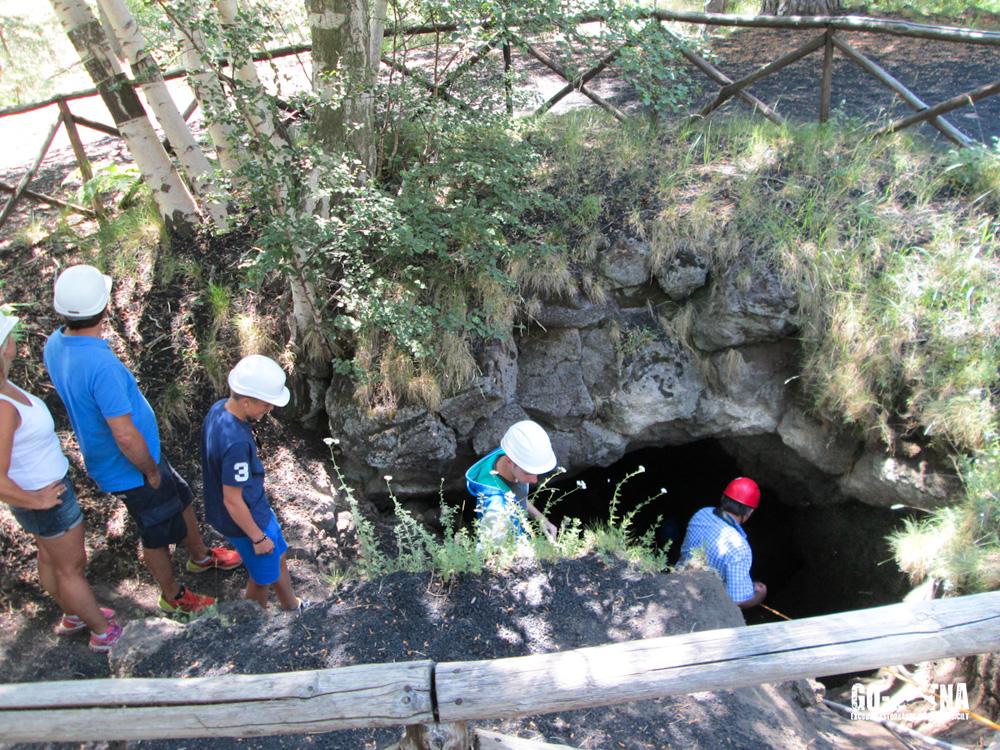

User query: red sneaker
[158,586,216,614]
[186,547,242,573]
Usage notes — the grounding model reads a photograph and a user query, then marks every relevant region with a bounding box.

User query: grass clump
[889,440,1000,593]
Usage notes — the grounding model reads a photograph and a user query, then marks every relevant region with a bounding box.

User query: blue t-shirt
[201,399,271,538]
[43,328,160,493]
[679,506,755,603]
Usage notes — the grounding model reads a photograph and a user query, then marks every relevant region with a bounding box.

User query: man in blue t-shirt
[202,355,305,611]
[44,265,241,616]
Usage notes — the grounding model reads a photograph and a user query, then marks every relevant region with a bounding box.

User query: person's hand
[753,581,767,599]
[145,468,162,490]
[32,481,64,510]
[542,518,558,541]
[252,535,275,555]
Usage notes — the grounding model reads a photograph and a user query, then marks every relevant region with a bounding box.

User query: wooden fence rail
[1,11,999,232]
[0,591,998,745]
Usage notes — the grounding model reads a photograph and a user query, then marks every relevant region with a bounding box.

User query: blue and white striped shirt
[679,507,755,603]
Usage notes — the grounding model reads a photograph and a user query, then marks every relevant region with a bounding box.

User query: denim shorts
[227,511,287,586]
[119,456,192,549]
[9,477,83,539]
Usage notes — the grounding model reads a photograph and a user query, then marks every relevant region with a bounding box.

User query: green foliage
[77,163,146,209]
[888,439,1000,593]
[0,12,63,106]
[864,0,1000,26]
[325,441,667,583]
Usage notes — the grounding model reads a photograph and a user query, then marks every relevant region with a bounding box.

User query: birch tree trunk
[307,0,376,176]
[214,0,289,156]
[370,0,388,82]
[49,0,201,236]
[97,0,230,231]
[171,2,245,178]
[759,0,842,13]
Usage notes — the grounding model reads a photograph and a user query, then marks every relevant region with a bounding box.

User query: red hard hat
[724,477,760,508]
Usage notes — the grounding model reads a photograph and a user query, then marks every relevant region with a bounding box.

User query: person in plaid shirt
[679,477,767,609]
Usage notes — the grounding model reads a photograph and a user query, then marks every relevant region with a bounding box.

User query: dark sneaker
[89,621,124,653]
[158,586,216,615]
[54,607,117,636]
[186,547,242,573]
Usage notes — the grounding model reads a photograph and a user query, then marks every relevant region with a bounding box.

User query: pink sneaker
[54,608,117,636]
[89,621,124,653]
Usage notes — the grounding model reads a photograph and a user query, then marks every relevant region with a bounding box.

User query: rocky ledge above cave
[325,234,960,512]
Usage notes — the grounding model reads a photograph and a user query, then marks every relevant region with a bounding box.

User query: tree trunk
[49,0,201,236]
[214,0,289,156]
[760,0,842,13]
[307,0,376,176]
[170,1,246,178]
[97,0,229,231]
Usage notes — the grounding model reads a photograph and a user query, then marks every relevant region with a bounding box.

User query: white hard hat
[0,313,18,345]
[228,354,290,407]
[500,420,557,475]
[53,265,112,319]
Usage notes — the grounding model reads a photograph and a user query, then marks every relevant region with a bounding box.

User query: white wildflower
[576,480,587,490]
[384,474,393,482]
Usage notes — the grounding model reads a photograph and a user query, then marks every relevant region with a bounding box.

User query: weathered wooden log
[0,661,434,742]
[519,39,625,120]
[476,729,584,749]
[672,41,784,125]
[700,33,827,118]
[0,115,62,229]
[70,113,121,138]
[436,592,1000,722]
[381,56,475,113]
[875,78,1000,137]
[831,35,972,147]
[646,10,1000,46]
[442,34,504,92]
[0,181,96,218]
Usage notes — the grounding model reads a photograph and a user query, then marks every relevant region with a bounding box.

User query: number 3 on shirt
[233,462,250,482]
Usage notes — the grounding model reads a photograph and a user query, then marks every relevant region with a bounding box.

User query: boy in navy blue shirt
[202,355,305,610]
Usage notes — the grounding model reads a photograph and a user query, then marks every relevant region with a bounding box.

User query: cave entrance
[547,440,911,630]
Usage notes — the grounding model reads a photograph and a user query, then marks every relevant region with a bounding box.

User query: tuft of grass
[888,439,1000,594]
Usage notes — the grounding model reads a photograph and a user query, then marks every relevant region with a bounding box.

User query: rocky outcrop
[326,235,959,511]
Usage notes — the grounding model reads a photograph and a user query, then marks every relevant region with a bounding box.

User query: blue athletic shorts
[227,511,287,586]
[9,476,83,539]
[119,456,193,549]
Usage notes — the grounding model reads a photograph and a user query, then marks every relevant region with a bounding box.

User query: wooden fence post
[398,721,471,749]
[819,29,834,123]
[57,99,107,222]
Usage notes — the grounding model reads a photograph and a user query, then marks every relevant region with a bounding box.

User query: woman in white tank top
[0,313,121,652]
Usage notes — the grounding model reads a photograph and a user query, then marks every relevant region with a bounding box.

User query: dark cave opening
[545,439,913,683]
